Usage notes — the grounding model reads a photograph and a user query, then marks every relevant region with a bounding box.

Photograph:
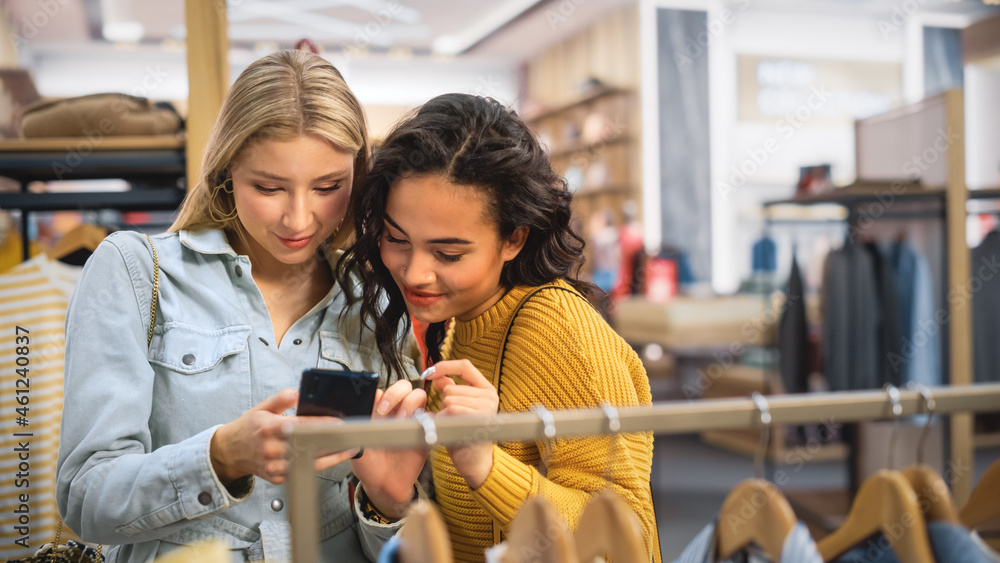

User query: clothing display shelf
[0,135,187,259]
[523,85,641,277]
[286,383,1000,562]
[761,90,1000,508]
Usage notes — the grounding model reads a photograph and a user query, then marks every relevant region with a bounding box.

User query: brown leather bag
[19,93,182,138]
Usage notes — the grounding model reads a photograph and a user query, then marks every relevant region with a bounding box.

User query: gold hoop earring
[209,178,238,223]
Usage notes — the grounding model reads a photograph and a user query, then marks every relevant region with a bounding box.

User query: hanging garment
[672,518,822,563]
[834,521,995,563]
[823,243,881,391]
[0,255,82,560]
[972,231,1000,383]
[889,242,941,388]
[864,243,903,388]
[779,255,809,394]
[752,236,777,274]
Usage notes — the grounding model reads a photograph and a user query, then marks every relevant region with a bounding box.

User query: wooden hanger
[817,470,934,563]
[960,459,1000,530]
[46,223,107,261]
[716,478,797,561]
[903,381,960,524]
[900,383,959,525]
[397,499,453,563]
[901,465,959,524]
[501,495,577,563]
[574,489,647,563]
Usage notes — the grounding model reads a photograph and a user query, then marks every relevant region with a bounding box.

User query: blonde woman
[56,50,427,562]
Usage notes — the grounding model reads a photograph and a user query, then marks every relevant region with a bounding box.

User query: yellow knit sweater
[427,280,661,563]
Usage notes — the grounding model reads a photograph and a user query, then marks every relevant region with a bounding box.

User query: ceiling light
[103,21,144,43]
[432,35,463,56]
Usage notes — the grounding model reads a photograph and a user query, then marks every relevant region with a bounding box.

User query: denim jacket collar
[179,229,238,257]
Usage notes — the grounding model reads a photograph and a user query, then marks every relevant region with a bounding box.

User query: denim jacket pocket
[148,322,252,375]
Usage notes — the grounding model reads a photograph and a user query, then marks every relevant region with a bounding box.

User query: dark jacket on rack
[823,243,881,391]
[972,230,1000,383]
[865,242,903,387]
[779,255,809,394]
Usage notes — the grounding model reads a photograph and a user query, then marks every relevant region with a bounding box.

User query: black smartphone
[296,368,379,419]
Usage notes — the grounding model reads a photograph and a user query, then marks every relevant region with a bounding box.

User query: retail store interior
[2,0,1000,561]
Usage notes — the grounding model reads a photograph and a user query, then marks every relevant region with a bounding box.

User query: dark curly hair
[337,93,601,380]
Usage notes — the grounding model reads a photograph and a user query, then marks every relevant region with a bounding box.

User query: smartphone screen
[296,368,379,419]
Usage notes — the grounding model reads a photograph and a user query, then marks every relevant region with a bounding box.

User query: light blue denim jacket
[56,229,417,563]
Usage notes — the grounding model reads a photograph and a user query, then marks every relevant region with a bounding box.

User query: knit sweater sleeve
[467,291,657,559]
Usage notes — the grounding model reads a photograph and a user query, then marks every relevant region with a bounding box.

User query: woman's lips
[277,234,313,249]
[403,286,443,308]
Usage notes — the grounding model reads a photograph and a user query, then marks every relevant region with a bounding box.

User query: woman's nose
[402,253,436,285]
[283,195,312,231]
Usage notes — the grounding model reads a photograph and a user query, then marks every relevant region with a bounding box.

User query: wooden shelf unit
[520,5,642,279]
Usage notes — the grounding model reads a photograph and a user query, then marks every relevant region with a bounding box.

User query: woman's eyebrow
[248,170,348,182]
[384,215,408,236]
[384,214,472,245]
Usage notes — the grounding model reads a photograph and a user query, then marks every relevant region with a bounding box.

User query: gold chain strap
[141,234,159,346]
[52,519,102,560]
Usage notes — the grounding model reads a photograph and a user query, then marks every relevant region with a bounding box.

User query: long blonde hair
[169,50,368,254]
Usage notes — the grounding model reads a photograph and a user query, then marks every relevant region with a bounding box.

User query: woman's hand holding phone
[422,359,500,490]
[350,379,429,519]
[209,389,360,486]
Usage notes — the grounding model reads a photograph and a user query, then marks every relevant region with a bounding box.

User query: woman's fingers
[375,379,419,417]
[439,394,496,415]
[315,448,362,472]
[396,387,428,418]
[424,359,493,389]
[255,388,299,415]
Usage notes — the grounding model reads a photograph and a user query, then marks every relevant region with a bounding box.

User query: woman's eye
[438,253,462,263]
[316,184,342,193]
[254,185,280,194]
[385,234,408,244]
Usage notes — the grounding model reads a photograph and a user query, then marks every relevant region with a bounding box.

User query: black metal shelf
[0,140,187,260]
[0,149,184,185]
[0,188,185,212]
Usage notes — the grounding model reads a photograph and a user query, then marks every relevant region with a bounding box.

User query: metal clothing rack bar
[287,383,1000,562]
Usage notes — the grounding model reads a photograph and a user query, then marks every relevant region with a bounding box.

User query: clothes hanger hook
[906,382,936,465]
[533,404,557,439]
[600,403,621,489]
[883,384,902,470]
[602,403,621,433]
[751,392,772,480]
[414,408,438,446]
[532,404,557,472]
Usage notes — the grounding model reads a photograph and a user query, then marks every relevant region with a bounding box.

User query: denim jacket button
[235,264,243,277]
[182,354,196,366]
[198,492,212,506]
[271,499,284,512]
[293,339,302,345]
